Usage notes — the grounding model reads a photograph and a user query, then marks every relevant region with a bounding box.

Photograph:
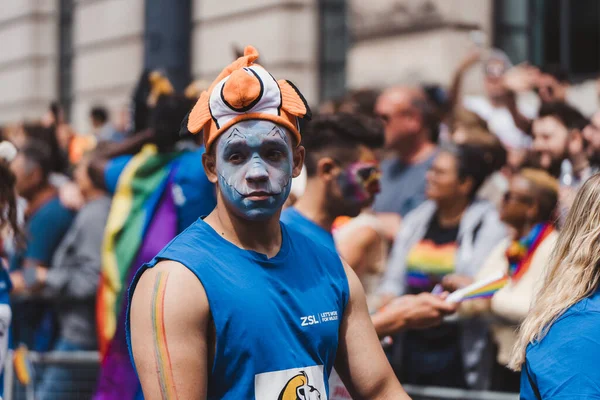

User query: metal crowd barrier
[404,384,519,400]
[0,350,519,400]
[3,350,99,400]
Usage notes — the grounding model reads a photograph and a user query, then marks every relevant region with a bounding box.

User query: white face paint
[216,120,294,221]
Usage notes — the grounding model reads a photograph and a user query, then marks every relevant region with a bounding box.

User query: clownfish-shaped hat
[186,46,311,151]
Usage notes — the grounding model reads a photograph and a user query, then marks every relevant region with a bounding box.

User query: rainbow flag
[447,272,508,303]
[97,145,181,356]
[95,144,182,399]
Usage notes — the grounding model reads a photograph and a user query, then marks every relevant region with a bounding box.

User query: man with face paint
[281,113,382,249]
[126,47,410,400]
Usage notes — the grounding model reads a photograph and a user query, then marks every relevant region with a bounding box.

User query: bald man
[372,87,438,221]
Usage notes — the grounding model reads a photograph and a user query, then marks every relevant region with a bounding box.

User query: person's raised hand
[58,181,85,211]
[458,49,483,73]
[503,64,540,93]
[441,274,474,293]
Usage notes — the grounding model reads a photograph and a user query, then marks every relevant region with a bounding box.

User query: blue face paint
[216,120,294,221]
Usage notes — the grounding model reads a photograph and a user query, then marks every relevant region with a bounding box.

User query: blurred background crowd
[1,0,600,399]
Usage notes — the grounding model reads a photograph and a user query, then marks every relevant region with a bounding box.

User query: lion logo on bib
[277,371,321,400]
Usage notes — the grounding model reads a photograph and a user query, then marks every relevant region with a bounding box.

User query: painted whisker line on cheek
[151,271,178,400]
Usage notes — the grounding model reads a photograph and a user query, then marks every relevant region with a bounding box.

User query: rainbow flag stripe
[446,271,509,303]
[459,275,508,301]
[152,271,177,399]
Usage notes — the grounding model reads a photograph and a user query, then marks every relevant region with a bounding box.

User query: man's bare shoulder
[130,262,211,399]
[132,260,209,320]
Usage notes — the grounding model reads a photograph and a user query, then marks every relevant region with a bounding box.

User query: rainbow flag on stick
[446,272,508,303]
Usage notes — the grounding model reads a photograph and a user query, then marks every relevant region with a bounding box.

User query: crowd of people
[0,44,599,399]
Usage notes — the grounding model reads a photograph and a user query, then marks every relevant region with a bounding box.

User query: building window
[318,0,348,102]
[58,0,74,121]
[494,0,600,81]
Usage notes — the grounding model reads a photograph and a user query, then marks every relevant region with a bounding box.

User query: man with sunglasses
[372,87,438,232]
[281,113,383,247]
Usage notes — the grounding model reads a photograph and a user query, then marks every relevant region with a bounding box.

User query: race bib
[255,365,326,399]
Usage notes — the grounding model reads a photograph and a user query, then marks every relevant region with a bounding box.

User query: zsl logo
[300,315,319,326]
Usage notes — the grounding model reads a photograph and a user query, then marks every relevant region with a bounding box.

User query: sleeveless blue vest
[126,218,349,399]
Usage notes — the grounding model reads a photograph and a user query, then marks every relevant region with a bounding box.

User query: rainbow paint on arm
[151,271,178,400]
[446,272,508,303]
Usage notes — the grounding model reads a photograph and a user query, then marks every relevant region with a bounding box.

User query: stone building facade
[0,0,597,131]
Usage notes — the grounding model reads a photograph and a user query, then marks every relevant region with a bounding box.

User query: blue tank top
[126,218,349,399]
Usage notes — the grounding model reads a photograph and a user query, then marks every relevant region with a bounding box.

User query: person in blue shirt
[6,141,76,354]
[127,46,410,399]
[511,173,600,399]
[281,113,382,252]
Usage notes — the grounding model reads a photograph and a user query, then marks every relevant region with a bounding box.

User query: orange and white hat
[186,46,311,151]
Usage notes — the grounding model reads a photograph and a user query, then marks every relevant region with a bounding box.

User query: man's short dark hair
[90,106,109,124]
[151,94,196,151]
[538,102,589,132]
[22,123,68,173]
[540,64,569,83]
[302,113,384,177]
[20,140,53,181]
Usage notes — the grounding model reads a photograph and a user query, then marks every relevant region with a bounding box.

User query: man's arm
[334,261,411,400]
[447,50,482,112]
[130,260,209,400]
[506,92,533,135]
[371,293,457,337]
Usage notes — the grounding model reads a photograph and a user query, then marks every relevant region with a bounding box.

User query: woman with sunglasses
[511,173,600,399]
[378,142,507,389]
[447,168,559,392]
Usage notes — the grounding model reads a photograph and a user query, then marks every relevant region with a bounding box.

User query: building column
[144,0,192,92]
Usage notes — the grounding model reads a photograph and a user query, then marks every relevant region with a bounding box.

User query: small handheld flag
[446,272,508,303]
